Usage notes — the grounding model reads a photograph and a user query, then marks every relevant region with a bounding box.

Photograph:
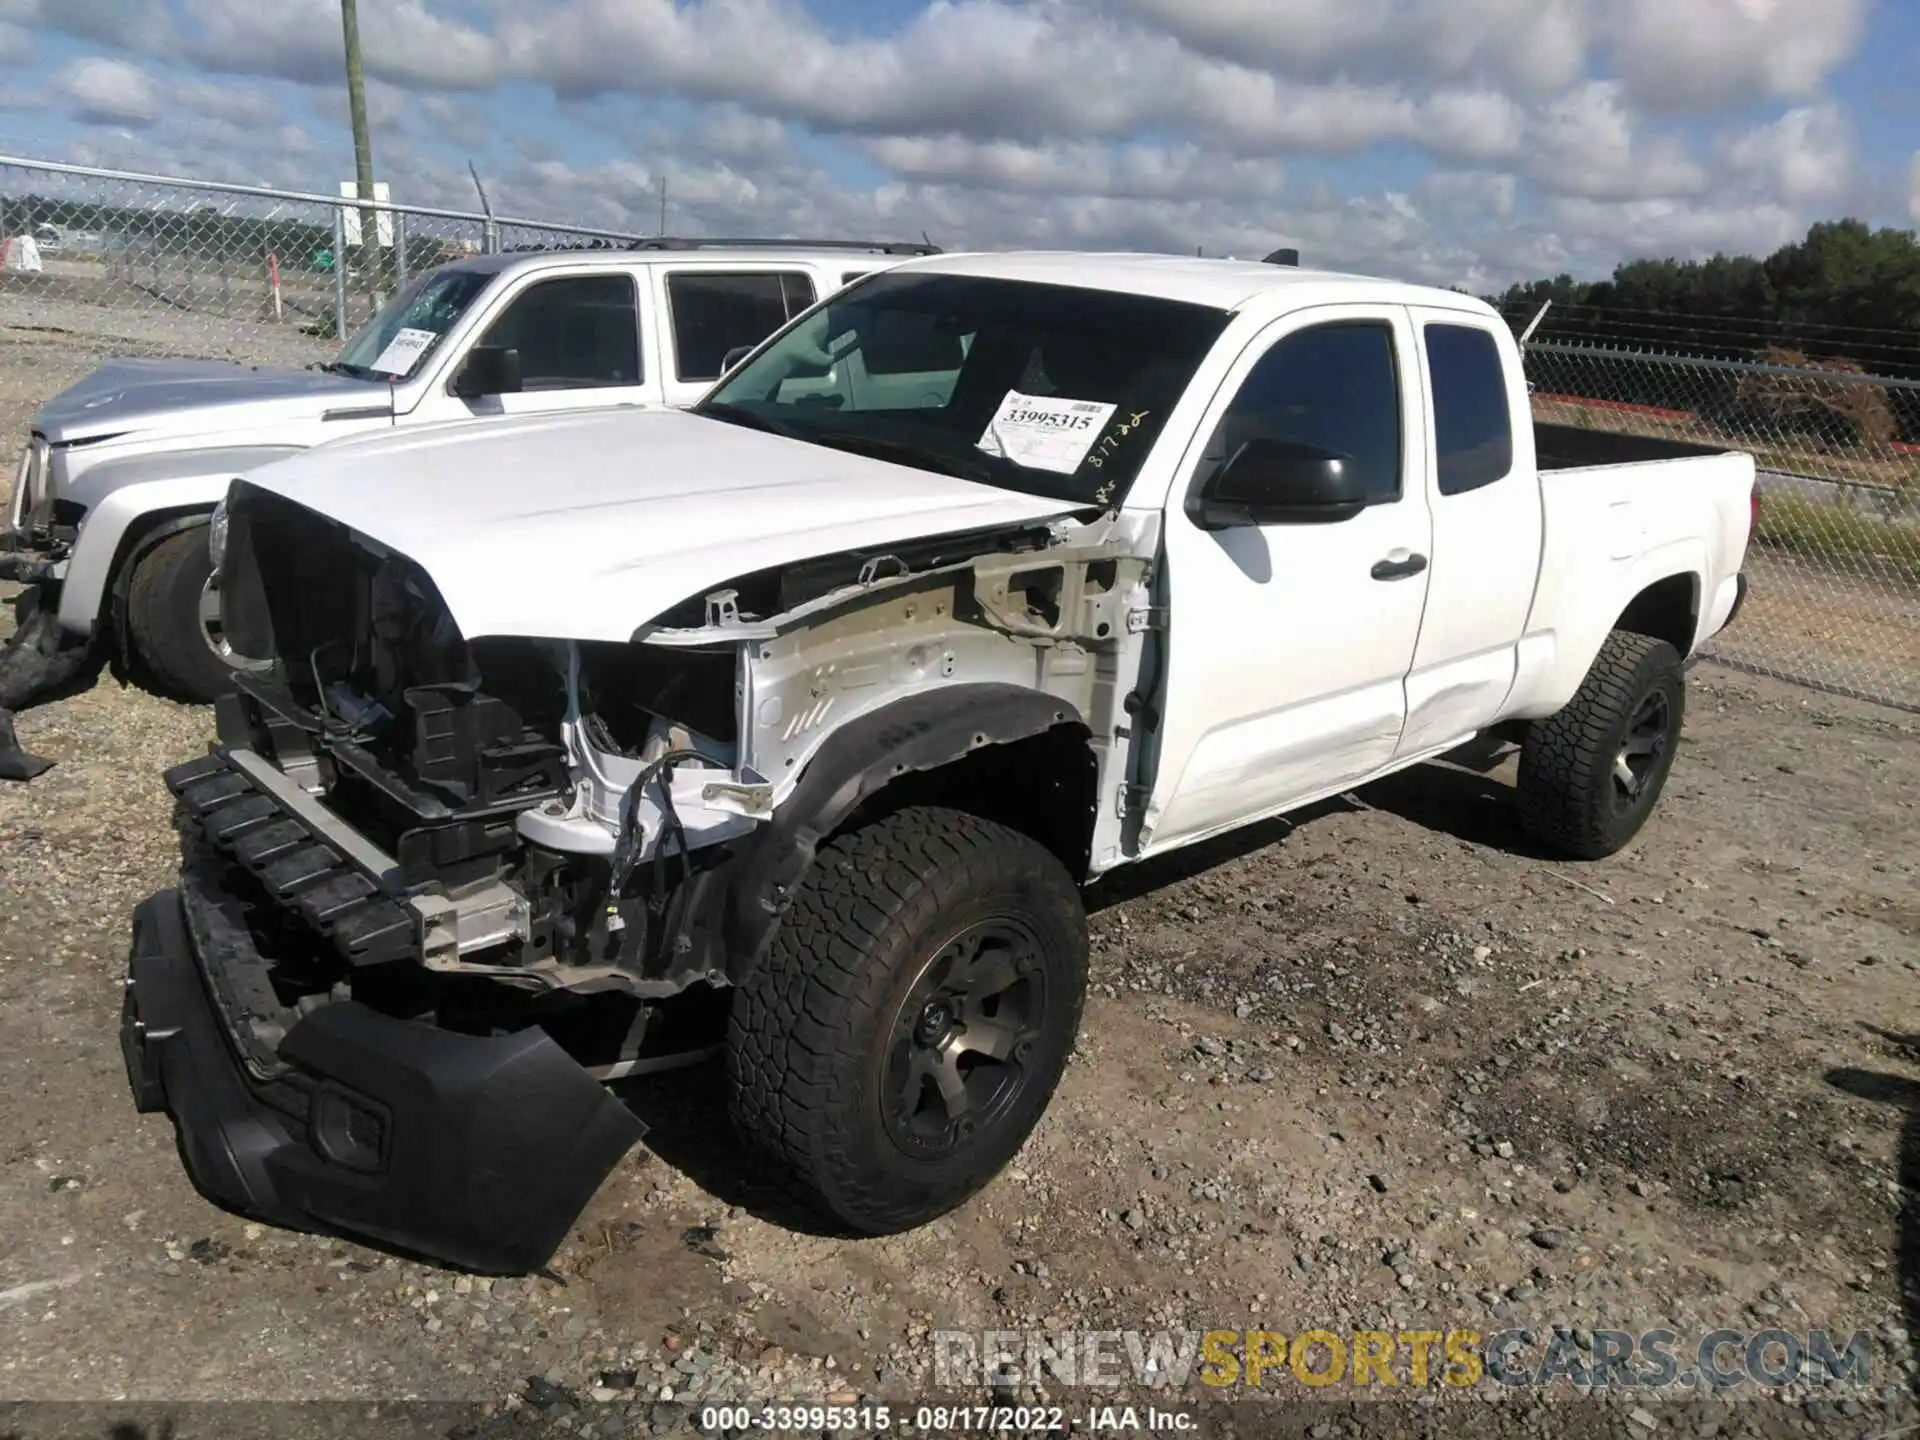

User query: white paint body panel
[1143,302,1432,853]
[237,406,1075,643]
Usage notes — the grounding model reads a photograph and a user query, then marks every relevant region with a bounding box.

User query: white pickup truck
[122,252,1755,1274]
[2,240,927,725]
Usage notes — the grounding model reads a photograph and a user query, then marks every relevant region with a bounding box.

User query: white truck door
[418,269,659,421]
[1394,309,1542,758]
[652,266,820,408]
[1142,305,1433,854]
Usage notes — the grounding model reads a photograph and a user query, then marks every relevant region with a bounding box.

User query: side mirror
[719,344,756,375]
[451,345,522,399]
[1188,438,1370,529]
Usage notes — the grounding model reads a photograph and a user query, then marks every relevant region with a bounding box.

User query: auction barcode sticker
[977,391,1118,474]
[370,327,439,377]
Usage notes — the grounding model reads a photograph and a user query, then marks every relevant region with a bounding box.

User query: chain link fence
[1518,338,1920,712]
[0,154,645,373]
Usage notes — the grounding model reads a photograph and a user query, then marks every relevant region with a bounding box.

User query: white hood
[238,406,1077,642]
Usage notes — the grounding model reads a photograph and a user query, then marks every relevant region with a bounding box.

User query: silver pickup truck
[0,239,932,775]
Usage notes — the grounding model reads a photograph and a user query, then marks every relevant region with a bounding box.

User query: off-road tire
[1516,629,1685,860]
[726,805,1088,1234]
[124,525,234,704]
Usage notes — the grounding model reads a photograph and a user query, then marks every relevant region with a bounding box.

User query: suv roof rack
[626,237,941,256]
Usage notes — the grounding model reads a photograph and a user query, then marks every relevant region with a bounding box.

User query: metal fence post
[395,210,409,291]
[331,206,347,341]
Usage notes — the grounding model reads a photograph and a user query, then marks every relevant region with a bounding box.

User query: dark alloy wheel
[1609,687,1671,816]
[1517,628,1686,860]
[727,805,1088,1235]
[882,919,1048,1160]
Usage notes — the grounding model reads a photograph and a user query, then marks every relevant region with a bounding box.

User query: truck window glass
[333,267,492,381]
[860,308,969,377]
[1425,323,1514,496]
[699,271,1230,507]
[1208,321,1403,504]
[475,274,642,390]
[668,271,817,382]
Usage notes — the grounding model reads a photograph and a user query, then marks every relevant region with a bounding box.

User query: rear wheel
[1516,629,1686,859]
[726,806,1087,1234]
[124,526,265,704]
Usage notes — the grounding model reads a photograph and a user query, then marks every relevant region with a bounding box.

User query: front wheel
[123,526,267,704]
[1516,629,1686,860]
[726,806,1088,1234]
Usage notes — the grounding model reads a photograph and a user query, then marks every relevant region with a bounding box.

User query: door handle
[1370,552,1428,581]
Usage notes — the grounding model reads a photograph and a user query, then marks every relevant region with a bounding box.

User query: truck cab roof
[888,249,1499,319]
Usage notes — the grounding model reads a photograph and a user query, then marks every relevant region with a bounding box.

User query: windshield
[331,266,492,381]
[695,272,1231,506]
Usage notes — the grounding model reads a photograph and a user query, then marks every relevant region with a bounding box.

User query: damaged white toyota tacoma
[121,253,1757,1273]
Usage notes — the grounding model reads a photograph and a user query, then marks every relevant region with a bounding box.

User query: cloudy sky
[2,0,1917,290]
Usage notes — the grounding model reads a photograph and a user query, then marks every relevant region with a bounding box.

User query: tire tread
[726,805,1086,1234]
[1516,629,1683,860]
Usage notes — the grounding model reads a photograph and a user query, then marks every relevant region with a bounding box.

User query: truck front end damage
[123,481,1155,1269]
[2,432,94,779]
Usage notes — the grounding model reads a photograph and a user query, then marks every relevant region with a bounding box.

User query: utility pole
[340,0,380,306]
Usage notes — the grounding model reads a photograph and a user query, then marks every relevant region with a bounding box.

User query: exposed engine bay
[181,482,1157,1065]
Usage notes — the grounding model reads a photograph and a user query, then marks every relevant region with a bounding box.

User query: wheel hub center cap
[915,998,956,1046]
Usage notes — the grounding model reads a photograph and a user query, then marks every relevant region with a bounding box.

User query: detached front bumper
[121,873,646,1274]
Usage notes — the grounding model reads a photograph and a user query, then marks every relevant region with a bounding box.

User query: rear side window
[666,271,816,381]
[1425,323,1513,495]
[476,274,641,389]
[1210,321,1403,505]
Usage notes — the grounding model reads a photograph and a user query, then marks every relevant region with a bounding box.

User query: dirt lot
[3,325,1920,1437]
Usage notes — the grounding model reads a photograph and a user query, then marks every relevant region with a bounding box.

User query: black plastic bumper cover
[122,889,646,1274]
[1724,572,1749,632]
[1,585,96,782]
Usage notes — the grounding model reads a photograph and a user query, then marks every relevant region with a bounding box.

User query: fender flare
[693,683,1087,988]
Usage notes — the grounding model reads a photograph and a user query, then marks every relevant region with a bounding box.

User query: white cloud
[500,0,1515,162]
[1719,105,1854,208]
[1604,0,1869,111]
[1524,81,1704,199]
[58,56,162,127]
[181,0,502,89]
[1417,169,1519,220]
[0,18,32,63]
[1113,0,1588,94]
[1547,196,1804,259]
[861,136,1286,201]
[1909,152,1920,225]
[176,78,282,129]
[0,0,175,52]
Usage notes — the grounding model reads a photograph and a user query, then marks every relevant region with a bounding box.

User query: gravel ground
[4,326,1920,1437]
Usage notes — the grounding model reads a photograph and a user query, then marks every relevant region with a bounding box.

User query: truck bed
[1534,421,1734,471]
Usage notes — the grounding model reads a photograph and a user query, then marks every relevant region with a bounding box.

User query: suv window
[1425,323,1513,495]
[1207,321,1403,505]
[476,274,641,389]
[667,271,816,382]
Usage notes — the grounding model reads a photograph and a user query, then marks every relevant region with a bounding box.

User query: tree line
[1490,220,1920,449]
